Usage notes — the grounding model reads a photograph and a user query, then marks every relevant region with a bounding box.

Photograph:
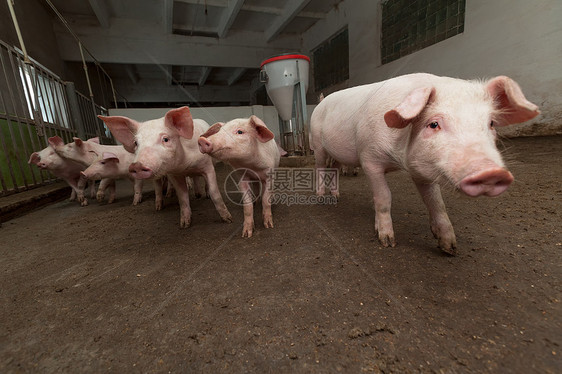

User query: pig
[98,106,232,228]
[198,116,280,238]
[80,151,144,205]
[28,142,89,206]
[310,73,540,254]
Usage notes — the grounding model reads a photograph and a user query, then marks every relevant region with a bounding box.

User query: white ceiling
[45,0,344,106]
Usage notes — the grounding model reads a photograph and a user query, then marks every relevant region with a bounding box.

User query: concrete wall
[108,105,318,143]
[302,0,562,137]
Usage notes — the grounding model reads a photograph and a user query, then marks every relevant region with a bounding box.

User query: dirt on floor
[0,136,560,373]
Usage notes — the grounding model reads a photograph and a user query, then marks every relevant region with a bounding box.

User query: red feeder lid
[260,53,310,68]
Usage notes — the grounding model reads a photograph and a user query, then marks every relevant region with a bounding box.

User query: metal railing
[0,40,113,196]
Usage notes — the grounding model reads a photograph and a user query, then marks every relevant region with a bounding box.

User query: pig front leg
[261,179,274,229]
[107,179,116,204]
[76,174,89,206]
[169,174,192,228]
[69,188,77,201]
[97,178,112,203]
[239,180,255,237]
[153,178,164,211]
[132,178,143,205]
[363,165,396,247]
[414,182,457,255]
[201,166,233,224]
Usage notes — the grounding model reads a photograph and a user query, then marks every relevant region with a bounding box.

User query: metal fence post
[64,81,86,140]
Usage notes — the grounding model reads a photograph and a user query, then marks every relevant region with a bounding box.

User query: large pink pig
[80,150,143,205]
[98,107,232,228]
[310,73,540,254]
[198,116,280,238]
[28,142,89,206]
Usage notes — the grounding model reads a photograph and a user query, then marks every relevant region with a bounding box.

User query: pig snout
[198,137,213,154]
[129,162,154,179]
[459,167,514,197]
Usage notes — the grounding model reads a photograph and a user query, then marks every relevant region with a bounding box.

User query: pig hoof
[96,193,105,203]
[108,198,115,204]
[242,225,254,238]
[440,245,457,256]
[221,213,233,223]
[263,216,274,229]
[180,218,192,228]
[81,199,89,207]
[377,234,396,248]
[155,201,163,211]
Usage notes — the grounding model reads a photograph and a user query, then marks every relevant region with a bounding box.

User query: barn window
[312,28,349,92]
[381,0,466,64]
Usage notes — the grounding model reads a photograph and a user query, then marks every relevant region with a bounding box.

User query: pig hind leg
[315,147,339,197]
[192,175,206,199]
[362,164,396,247]
[414,181,457,254]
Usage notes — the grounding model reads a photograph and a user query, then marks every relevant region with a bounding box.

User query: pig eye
[428,121,440,130]
[134,140,138,147]
[100,161,106,165]
[162,136,170,143]
[490,121,495,128]
[236,130,244,135]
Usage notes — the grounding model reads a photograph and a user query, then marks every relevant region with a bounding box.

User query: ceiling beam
[175,0,227,6]
[125,64,139,84]
[265,0,312,42]
[113,79,250,103]
[227,68,246,86]
[198,66,212,86]
[163,0,174,34]
[242,5,324,19]
[54,20,302,68]
[217,0,244,38]
[88,0,110,28]
[165,65,173,85]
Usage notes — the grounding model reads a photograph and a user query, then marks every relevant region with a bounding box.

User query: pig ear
[486,76,540,126]
[384,86,435,128]
[102,152,119,162]
[98,115,139,153]
[165,106,194,139]
[87,137,100,144]
[249,115,275,143]
[48,136,64,148]
[201,122,223,138]
[73,137,84,146]
[28,152,40,165]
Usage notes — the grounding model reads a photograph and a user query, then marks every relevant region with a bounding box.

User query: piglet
[99,107,232,228]
[28,142,89,206]
[198,116,280,238]
[310,73,540,254]
[81,150,143,205]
